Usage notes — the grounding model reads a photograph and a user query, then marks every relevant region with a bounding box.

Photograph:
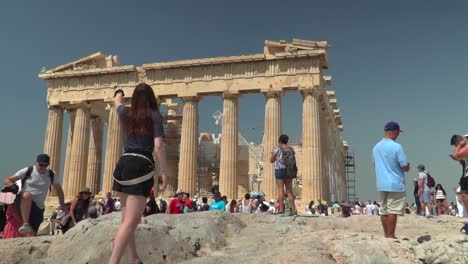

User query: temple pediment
[264,38,329,68]
[41,52,119,74]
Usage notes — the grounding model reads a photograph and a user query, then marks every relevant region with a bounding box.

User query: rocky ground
[1,212,468,264]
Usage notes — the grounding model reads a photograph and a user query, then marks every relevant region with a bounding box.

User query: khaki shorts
[380,191,405,216]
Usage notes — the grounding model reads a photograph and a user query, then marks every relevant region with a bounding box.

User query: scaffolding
[345,149,358,202]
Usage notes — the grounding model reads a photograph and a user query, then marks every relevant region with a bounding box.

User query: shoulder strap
[21,166,34,187]
[49,169,55,191]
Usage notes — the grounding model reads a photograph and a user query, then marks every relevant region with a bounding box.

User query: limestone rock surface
[1,213,468,264]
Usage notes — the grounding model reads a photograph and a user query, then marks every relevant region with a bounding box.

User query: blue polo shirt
[209,200,225,211]
[372,138,408,192]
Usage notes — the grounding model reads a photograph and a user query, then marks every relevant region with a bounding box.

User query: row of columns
[43,88,345,201]
[44,104,123,199]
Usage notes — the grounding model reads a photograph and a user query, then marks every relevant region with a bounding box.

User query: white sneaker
[18,223,32,235]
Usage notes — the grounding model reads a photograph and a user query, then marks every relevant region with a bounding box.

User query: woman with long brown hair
[69,187,92,225]
[109,83,167,264]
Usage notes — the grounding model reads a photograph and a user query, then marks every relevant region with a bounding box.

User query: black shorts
[460,176,468,195]
[14,192,44,232]
[113,150,155,197]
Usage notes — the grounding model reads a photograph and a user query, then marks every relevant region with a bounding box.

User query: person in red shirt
[167,189,185,214]
[184,193,193,212]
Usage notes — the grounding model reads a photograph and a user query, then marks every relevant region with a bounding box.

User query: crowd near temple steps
[1,39,468,263]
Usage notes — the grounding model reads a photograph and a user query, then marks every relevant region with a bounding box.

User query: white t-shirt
[354,205,361,214]
[435,190,445,200]
[366,204,373,216]
[418,172,430,192]
[15,166,59,209]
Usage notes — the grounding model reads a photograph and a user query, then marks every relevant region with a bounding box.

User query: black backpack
[22,166,55,191]
[279,146,298,179]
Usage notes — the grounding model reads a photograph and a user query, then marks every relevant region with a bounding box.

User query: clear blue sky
[1,1,467,201]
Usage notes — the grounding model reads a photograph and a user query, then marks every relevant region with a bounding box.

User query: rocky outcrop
[0,212,467,264]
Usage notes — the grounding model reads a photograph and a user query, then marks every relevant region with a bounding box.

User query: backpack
[425,172,435,188]
[279,146,298,179]
[22,166,55,191]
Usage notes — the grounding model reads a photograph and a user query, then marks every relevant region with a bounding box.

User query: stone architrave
[262,91,282,200]
[219,94,239,199]
[43,106,64,196]
[66,105,90,197]
[62,110,76,197]
[301,88,325,203]
[86,117,104,195]
[102,105,123,195]
[178,97,199,196]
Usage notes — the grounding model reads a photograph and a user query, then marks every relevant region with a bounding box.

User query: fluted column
[301,89,324,203]
[219,94,239,199]
[262,92,282,200]
[62,110,76,197]
[86,117,104,195]
[102,105,123,195]
[67,106,90,197]
[44,106,64,196]
[320,110,330,202]
[164,103,180,196]
[178,97,199,196]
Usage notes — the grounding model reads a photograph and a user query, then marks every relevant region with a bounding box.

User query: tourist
[167,190,185,214]
[144,193,159,217]
[2,153,66,236]
[354,202,362,215]
[184,193,194,212]
[109,83,168,264]
[238,193,253,213]
[434,184,448,215]
[209,191,225,211]
[2,204,23,239]
[159,198,167,214]
[104,192,115,214]
[114,198,121,212]
[192,195,198,212]
[307,200,316,215]
[198,197,210,212]
[228,199,238,213]
[372,201,379,216]
[412,178,421,214]
[221,195,229,211]
[332,201,341,216]
[372,121,410,238]
[70,187,92,225]
[269,134,298,216]
[97,198,105,216]
[450,134,468,222]
[417,164,433,217]
[365,200,373,216]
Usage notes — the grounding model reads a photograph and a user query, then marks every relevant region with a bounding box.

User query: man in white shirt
[366,200,373,216]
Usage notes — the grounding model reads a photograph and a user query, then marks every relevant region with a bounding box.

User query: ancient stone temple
[39,38,347,202]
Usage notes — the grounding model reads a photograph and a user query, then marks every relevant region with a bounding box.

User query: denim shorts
[275,169,288,180]
[420,191,432,203]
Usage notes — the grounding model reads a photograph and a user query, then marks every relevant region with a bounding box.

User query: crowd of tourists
[3,83,468,263]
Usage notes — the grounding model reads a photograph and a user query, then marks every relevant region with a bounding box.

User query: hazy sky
[1,1,467,201]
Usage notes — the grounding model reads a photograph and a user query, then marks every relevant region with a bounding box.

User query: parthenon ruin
[39,38,347,203]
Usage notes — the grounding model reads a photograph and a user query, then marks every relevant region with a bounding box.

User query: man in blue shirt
[209,191,225,211]
[372,121,410,238]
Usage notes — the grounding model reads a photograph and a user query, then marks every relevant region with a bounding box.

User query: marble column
[67,106,90,197]
[301,89,324,203]
[102,105,123,195]
[164,104,180,197]
[320,109,330,202]
[178,97,199,196]
[219,94,239,199]
[62,110,76,197]
[43,106,64,196]
[86,117,104,195]
[262,92,282,200]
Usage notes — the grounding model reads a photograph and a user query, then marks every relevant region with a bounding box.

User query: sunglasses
[38,163,49,168]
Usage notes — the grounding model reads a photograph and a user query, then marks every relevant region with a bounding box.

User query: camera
[1,184,19,194]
